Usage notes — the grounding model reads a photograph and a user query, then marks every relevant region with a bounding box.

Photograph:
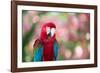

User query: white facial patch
[46,27,50,35]
[51,28,56,37]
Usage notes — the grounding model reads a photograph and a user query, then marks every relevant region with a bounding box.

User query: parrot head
[40,22,56,41]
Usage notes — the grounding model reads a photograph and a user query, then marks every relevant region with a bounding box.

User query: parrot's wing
[54,41,59,60]
[33,39,43,62]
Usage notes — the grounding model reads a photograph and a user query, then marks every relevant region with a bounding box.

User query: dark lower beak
[48,32,51,37]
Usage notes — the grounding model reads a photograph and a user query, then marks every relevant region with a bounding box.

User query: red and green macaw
[33,22,59,61]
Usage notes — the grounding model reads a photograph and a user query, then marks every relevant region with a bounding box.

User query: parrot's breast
[42,39,54,61]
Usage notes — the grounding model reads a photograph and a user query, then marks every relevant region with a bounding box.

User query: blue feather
[33,46,43,62]
[54,41,59,60]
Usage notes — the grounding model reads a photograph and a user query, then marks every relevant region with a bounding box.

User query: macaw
[33,22,59,61]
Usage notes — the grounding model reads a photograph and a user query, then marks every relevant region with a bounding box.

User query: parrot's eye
[46,27,50,35]
[51,28,56,37]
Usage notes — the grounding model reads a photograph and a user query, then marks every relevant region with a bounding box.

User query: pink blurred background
[22,10,90,62]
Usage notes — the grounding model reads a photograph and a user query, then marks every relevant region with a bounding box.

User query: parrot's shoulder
[54,39,59,47]
[54,39,58,44]
[33,39,42,49]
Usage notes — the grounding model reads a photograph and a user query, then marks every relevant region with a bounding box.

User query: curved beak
[47,32,51,38]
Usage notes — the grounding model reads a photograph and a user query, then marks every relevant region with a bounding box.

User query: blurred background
[22,10,90,62]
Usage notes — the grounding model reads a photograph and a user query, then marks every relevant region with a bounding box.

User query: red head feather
[40,22,56,41]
